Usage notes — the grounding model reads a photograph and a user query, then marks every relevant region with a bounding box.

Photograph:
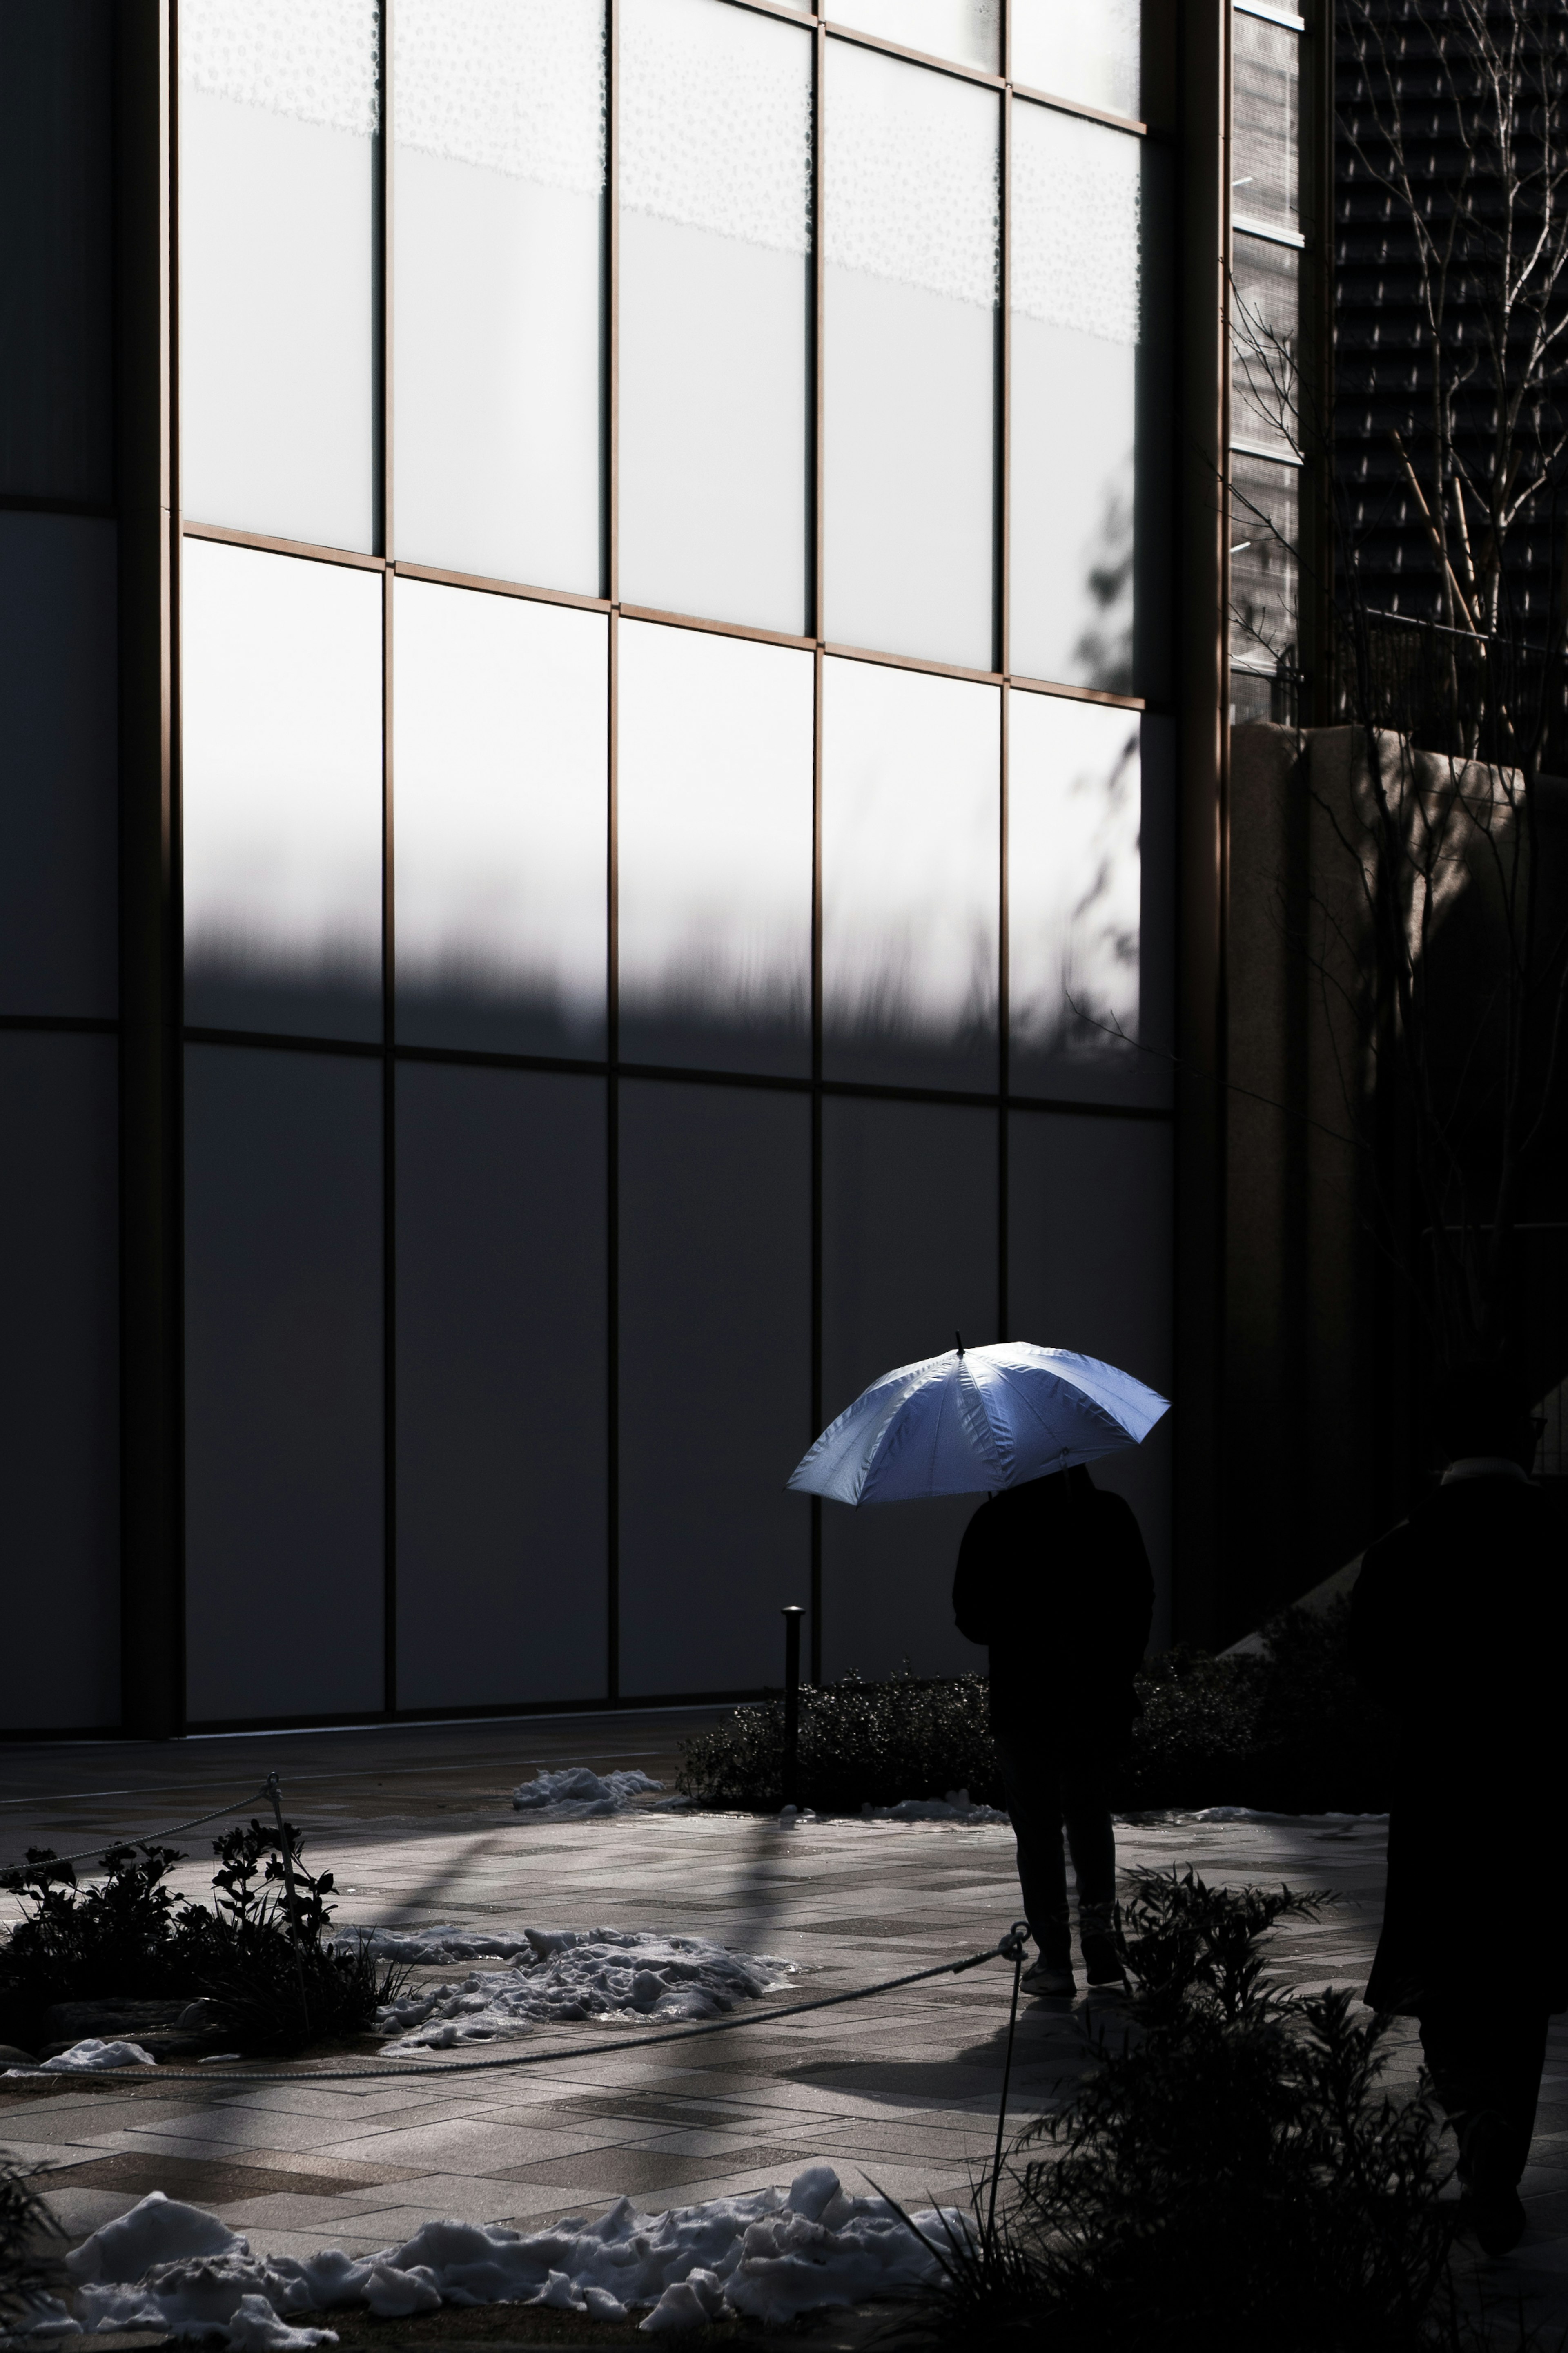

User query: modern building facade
[2,0,1242,1737]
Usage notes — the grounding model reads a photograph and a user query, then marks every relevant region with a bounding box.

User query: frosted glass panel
[825,0,996,74]
[619,1081,811,1697]
[180,0,376,551]
[617,620,812,1075]
[1232,232,1299,454]
[1012,0,1141,118]
[394,578,607,1056]
[1009,692,1171,1106]
[185,1045,383,1724]
[1008,1110,1171,1645]
[183,540,383,1042]
[1233,11,1300,234]
[0,1033,119,1731]
[0,513,117,1019]
[1010,102,1146,690]
[397,1064,607,1708]
[1231,448,1299,677]
[393,0,604,592]
[821,1097,996,1682]
[619,0,810,631]
[824,42,997,669]
[822,657,999,1090]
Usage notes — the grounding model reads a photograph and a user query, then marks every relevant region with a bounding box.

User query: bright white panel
[617,620,812,1075]
[182,538,383,1041]
[1012,0,1141,117]
[393,578,607,1056]
[179,2,376,550]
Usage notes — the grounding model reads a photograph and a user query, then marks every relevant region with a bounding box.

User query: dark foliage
[0,1821,404,2058]
[889,1871,1474,2353]
[677,1598,1397,1815]
[0,2153,68,2334]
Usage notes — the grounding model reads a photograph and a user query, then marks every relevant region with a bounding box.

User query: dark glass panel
[396,1063,608,1708]
[185,1045,383,1723]
[618,1079,811,1696]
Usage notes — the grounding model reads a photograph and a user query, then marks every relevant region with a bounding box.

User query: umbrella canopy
[787,1341,1169,1506]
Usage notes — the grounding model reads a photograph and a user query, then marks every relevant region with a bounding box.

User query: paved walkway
[1,1716,1565,2329]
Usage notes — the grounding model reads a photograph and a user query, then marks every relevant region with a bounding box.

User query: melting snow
[1194,1807,1389,1826]
[38,2039,158,2074]
[860,1790,1008,1824]
[510,1766,664,1818]
[50,2171,965,2339]
[368,1927,791,2053]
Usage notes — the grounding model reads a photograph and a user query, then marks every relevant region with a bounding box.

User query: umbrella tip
[955,1329,964,1358]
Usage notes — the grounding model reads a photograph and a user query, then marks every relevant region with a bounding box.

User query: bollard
[780,1606,805,1809]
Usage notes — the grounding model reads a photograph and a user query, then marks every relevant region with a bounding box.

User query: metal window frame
[81,0,1209,1740]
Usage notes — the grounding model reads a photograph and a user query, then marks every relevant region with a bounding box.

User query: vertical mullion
[605,0,621,1701]
[379,1,397,1716]
[381,566,397,1717]
[808,20,826,1687]
[996,31,1011,1344]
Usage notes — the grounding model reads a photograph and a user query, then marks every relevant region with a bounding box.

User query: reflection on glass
[180,0,377,551]
[822,656,998,1089]
[617,620,812,1075]
[392,0,604,592]
[1232,232,1299,453]
[1230,448,1299,681]
[829,0,997,72]
[394,578,606,1056]
[618,1079,811,1696]
[184,1043,384,1722]
[1232,11,1300,234]
[824,43,997,670]
[182,540,383,1040]
[619,0,809,632]
[1011,0,1140,118]
[1008,691,1156,1105]
[1010,103,1149,692]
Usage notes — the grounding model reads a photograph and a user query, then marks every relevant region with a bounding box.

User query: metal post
[781,1605,804,1808]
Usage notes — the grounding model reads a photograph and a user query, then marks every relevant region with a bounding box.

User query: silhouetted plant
[889,1872,1476,2353]
[0,2154,67,2335]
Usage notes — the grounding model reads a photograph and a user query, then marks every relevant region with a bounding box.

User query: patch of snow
[59,2171,965,2340]
[650,1794,696,1811]
[42,2039,157,2074]
[510,1766,664,1818]
[339,1923,539,1965]
[372,1928,792,2053]
[1194,1807,1389,1826]
[861,1790,1009,1824]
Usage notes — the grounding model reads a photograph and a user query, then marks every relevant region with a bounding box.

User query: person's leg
[1419,2001,1549,2254]
[991,1724,1069,1970]
[1060,1758,1120,1981]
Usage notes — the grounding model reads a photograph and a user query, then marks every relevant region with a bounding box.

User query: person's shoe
[1465,2185,1527,2259]
[1081,1932,1127,1987]
[1460,2112,1528,2257]
[1020,1958,1075,1997]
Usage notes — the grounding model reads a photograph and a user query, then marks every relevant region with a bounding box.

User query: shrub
[894,1871,1463,2353]
[0,1820,404,2058]
[677,1599,1397,1814]
[0,2154,67,2335]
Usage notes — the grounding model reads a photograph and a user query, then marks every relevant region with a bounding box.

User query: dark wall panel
[821,1096,998,1682]
[0,1033,118,1729]
[618,1079,811,1695]
[0,1,113,502]
[185,1045,383,1722]
[396,1063,608,1708]
[0,513,118,1017]
[1007,1109,1174,1648]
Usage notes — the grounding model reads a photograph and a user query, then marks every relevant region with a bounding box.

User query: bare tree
[1229,0,1568,1384]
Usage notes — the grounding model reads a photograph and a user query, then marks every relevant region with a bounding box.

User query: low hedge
[676,1597,1396,1815]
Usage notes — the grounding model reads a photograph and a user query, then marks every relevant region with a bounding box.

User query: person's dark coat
[1349,1474,1568,2016]
[951,1465,1154,1751]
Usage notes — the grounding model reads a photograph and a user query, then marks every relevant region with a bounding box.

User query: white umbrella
[787,1340,1169,1506]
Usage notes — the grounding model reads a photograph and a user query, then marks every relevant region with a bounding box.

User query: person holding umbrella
[790,1336,1167,1999]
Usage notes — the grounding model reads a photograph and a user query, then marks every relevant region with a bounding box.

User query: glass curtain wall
[170,0,1175,1726]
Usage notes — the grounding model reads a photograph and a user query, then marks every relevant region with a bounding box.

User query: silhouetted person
[1350,1364,1566,2257]
[953,1464,1154,1995]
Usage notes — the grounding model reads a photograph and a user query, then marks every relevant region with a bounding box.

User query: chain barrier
[0,1788,278,1877]
[0,1929,1031,2088]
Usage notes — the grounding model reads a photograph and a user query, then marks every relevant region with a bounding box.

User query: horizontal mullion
[182,520,385,570]
[619,602,815,653]
[1007,671,1152,712]
[1011,81,1149,135]
[395,561,611,616]
[821,18,1003,88]
[1229,438,1305,469]
[1232,215,1307,251]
